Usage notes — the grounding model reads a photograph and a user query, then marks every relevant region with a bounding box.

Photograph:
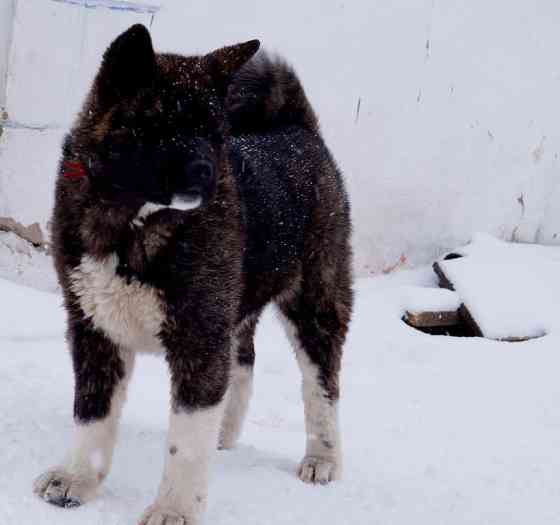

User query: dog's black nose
[188,160,214,185]
[176,159,216,202]
[175,159,216,207]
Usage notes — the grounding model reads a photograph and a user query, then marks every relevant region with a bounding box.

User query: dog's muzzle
[175,159,215,208]
[132,160,216,226]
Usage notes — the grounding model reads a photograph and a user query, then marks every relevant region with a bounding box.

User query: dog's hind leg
[34,324,135,507]
[276,261,352,484]
[219,315,259,450]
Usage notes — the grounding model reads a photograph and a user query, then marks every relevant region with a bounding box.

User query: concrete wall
[1,0,559,274]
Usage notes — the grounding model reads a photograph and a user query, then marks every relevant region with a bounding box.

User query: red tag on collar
[63,160,87,179]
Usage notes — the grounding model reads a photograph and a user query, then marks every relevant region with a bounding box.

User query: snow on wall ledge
[0,0,559,276]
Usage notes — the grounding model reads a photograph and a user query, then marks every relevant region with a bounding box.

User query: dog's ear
[204,40,260,95]
[95,24,156,110]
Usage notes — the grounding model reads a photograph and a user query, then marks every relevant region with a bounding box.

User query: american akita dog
[34,24,353,525]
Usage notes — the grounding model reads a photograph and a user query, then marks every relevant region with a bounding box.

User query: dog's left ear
[204,39,260,95]
[95,24,157,111]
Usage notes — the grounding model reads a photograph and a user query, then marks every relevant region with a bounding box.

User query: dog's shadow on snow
[216,443,298,478]
[34,415,297,484]
[31,421,299,524]
[114,424,298,486]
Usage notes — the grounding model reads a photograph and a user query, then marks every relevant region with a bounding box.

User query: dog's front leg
[139,332,230,525]
[34,323,134,507]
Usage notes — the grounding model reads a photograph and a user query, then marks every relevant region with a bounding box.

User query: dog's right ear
[204,40,260,96]
[95,24,156,111]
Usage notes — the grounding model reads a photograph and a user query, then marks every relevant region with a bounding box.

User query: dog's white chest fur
[70,254,166,353]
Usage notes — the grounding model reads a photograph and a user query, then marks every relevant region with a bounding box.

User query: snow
[0,232,59,293]
[0,277,64,339]
[4,266,560,524]
[438,234,560,339]
[400,286,460,315]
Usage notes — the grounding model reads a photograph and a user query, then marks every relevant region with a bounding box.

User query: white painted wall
[1,0,559,275]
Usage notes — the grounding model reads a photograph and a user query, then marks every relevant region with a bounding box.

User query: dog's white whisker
[170,196,202,211]
[132,202,168,226]
[132,198,201,227]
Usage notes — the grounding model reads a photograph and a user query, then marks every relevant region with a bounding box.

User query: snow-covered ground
[0,232,58,292]
[3,263,560,525]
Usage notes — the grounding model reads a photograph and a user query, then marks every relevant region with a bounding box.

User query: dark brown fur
[44,25,353,514]
[52,25,352,420]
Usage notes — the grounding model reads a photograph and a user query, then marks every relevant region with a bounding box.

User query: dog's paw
[298,455,340,485]
[33,467,97,508]
[138,505,190,525]
[217,431,237,450]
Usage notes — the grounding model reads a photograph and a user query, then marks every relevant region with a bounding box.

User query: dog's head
[78,24,259,212]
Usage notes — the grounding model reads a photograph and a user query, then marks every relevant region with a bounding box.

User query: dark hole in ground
[402,317,477,337]
[402,316,545,342]
[443,252,463,261]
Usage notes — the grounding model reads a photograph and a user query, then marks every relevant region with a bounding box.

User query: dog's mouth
[132,191,203,227]
[171,191,203,211]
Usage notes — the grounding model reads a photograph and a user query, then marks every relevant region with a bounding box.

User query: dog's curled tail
[227,52,318,135]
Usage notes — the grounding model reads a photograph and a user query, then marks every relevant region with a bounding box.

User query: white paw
[138,505,191,525]
[298,455,341,485]
[33,467,99,508]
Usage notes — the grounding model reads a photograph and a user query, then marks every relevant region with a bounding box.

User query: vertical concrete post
[0,0,15,115]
